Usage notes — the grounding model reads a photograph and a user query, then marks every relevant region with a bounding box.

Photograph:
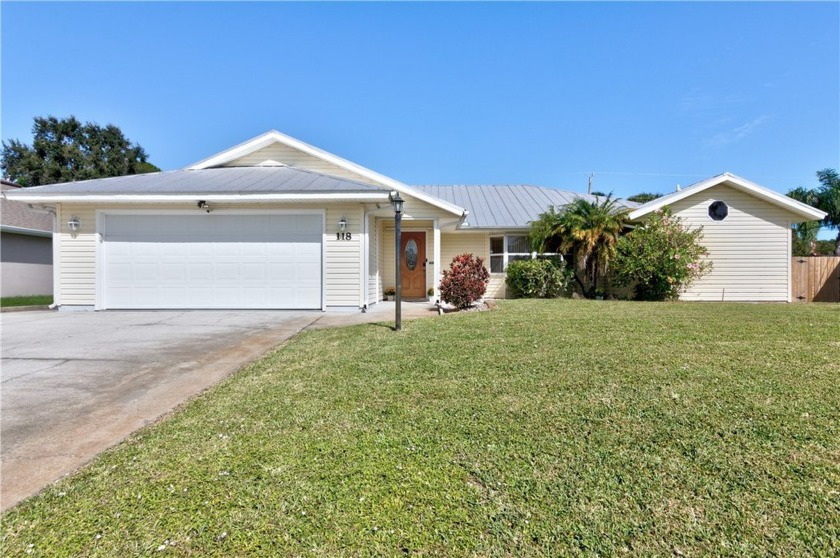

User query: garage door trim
[95,209,326,310]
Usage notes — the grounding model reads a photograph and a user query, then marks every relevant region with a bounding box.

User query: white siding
[56,202,365,309]
[667,185,792,302]
[56,204,97,306]
[223,144,378,185]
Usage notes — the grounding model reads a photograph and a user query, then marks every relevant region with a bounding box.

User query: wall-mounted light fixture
[68,216,81,232]
[338,217,348,232]
[197,200,211,213]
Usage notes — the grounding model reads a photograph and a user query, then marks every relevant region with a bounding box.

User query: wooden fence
[791,256,840,302]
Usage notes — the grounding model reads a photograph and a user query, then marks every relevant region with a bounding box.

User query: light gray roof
[414,185,638,229]
[1,183,53,233]
[12,166,386,195]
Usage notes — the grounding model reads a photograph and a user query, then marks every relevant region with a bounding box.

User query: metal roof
[413,185,639,229]
[10,166,386,195]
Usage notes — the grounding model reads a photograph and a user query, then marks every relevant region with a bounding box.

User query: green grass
[3,300,839,556]
[0,295,52,307]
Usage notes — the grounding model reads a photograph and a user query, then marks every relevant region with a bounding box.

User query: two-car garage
[99,212,323,310]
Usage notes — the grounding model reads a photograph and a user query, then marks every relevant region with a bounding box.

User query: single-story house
[1,180,54,298]
[3,130,825,309]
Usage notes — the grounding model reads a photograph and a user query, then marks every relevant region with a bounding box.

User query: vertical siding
[667,185,792,302]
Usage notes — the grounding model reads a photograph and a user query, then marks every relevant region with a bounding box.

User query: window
[709,200,728,221]
[490,235,536,273]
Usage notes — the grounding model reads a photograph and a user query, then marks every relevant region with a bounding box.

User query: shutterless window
[490,235,535,273]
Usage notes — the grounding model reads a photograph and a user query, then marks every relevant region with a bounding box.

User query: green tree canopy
[626,192,662,204]
[529,195,629,297]
[788,168,840,256]
[1,116,160,187]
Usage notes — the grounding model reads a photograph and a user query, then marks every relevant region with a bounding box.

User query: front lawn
[2,300,838,556]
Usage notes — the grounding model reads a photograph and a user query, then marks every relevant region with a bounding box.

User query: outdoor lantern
[390,192,404,213]
[338,217,348,232]
[67,216,81,232]
[392,191,405,331]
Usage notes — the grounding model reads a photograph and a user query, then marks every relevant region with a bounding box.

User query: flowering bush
[613,209,711,300]
[439,253,490,309]
[505,258,573,298]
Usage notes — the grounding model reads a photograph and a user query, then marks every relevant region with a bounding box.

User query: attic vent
[709,200,728,221]
[256,159,288,167]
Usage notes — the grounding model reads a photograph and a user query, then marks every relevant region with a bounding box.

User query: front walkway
[0,302,437,511]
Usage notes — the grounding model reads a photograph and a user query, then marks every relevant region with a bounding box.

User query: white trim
[359,206,366,309]
[95,211,104,310]
[0,225,52,237]
[787,220,792,304]
[4,192,390,204]
[52,212,61,307]
[433,219,441,297]
[185,130,467,217]
[95,209,327,311]
[628,173,827,222]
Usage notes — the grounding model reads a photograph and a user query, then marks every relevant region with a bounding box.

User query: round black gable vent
[709,200,728,221]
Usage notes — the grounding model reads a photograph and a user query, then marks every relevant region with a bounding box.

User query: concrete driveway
[0,310,325,511]
[0,302,438,511]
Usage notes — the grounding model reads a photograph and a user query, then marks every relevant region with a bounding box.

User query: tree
[788,169,840,256]
[815,168,840,255]
[627,192,662,204]
[1,116,159,187]
[529,195,628,298]
[787,186,822,256]
[613,209,711,300]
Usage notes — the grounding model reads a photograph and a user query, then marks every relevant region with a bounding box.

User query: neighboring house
[1,180,54,298]
[3,131,825,309]
[628,174,826,302]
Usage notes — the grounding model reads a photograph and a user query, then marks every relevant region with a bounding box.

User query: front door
[400,231,426,298]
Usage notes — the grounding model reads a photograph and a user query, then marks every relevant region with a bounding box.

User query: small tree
[439,253,490,309]
[613,210,711,301]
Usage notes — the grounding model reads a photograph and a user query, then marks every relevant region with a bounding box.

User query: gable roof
[2,166,390,203]
[414,185,638,229]
[187,130,467,217]
[1,181,53,235]
[628,172,827,221]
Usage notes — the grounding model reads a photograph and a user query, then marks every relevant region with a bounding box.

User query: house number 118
[336,232,352,240]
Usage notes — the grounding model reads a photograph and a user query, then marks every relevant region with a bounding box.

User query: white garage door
[101,213,322,309]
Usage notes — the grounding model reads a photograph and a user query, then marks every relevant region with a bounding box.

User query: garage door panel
[102,213,323,309]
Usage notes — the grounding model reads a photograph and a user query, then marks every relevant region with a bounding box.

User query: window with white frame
[490,235,534,273]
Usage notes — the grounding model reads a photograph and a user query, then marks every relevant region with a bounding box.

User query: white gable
[187,130,466,217]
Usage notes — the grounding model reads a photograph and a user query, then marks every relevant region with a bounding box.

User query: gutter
[0,225,53,238]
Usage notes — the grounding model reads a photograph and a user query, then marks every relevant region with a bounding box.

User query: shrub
[613,209,711,301]
[505,258,573,298]
[439,253,490,309]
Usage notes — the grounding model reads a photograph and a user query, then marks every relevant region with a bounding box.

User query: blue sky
[2,2,838,234]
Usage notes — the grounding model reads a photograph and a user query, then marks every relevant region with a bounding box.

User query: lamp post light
[391,192,404,331]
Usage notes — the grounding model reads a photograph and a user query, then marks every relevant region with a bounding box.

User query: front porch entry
[400,231,427,299]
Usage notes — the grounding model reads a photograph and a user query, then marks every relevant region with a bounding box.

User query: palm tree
[530,195,629,297]
[787,186,822,255]
[815,169,840,255]
[789,169,840,256]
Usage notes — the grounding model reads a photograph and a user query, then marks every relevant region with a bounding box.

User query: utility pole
[587,173,594,195]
